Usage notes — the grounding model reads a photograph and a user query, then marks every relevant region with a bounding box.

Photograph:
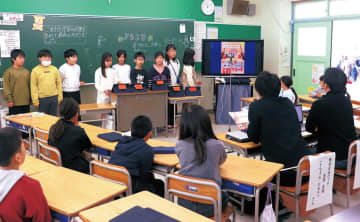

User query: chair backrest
[295,151,331,194]
[33,127,49,144]
[23,139,31,151]
[38,142,62,166]
[165,173,222,222]
[90,160,132,195]
[347,140,359,175]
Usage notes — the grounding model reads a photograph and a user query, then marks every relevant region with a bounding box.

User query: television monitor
[202,39,264,77]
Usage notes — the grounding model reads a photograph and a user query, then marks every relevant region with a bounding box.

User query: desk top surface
[168,96,204,101]
[111,90,168,96]
[220,155,283,187]
[79,191,213,222]
[240,97,256,104]
[298,94,318,103]
[217,133,260,150]
[30,166,126,216]
[4,113,58,127]
[20,155,56,176]
[79,103,116,111]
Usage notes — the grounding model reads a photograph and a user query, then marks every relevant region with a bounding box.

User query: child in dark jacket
[109,115,164,196]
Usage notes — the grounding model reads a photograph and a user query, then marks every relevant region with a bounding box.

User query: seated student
[279,76,298,104]
[109,115,164,196]
[306,68,357,170]
[48,98,92,174]
[309,75,326,98]
[0,127,51,221]
[248,72,310,185]
[130,52,149,87]
[175,104,228,217]
[148,51,171,87]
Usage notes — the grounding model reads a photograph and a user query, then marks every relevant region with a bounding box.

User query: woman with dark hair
[48,98,92,174]
[306,68,357,169]
[279,76,298,104]
[164,44,180,86]
[181,48,201,87]
[175,104,228,217]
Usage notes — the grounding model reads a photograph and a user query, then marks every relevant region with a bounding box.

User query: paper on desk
[306,152,335,211]
[229,109,248,130]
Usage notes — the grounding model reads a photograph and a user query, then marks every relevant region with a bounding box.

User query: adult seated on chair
[48,98,92,174]
[247,71,311,186]
[0,127,51,221]
[306,68,357,170]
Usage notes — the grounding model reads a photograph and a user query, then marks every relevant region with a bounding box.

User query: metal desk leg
[112,109,116,130]
[28,127,33,157]
[275,172,280,222]
[255,187,260,222]
[173,101,176,137]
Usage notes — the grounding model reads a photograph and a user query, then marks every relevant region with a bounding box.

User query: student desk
[298,94,318,103]
[111,90,168,136]
[4,113,59,156]
[217,133,260,157]
[29,166,127,222]
[175,155,283,222]
[79,191,213,222]
[20,155,56,176]
[321,203,360,222]
[79,103,116,130]
[221,155,283,222]
[240,97,256,105]
[168,96,203,134]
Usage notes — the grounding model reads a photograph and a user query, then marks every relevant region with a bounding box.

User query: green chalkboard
[0,14,194,83]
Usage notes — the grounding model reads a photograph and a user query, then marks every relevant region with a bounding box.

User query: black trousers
[39,95,58,116]
[63,91,81,104]
[9,105,30,115]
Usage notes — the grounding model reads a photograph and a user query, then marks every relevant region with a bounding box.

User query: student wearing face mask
[31,49,63,116]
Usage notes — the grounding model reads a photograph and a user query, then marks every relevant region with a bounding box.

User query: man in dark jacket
[109,115,164,196]
[306,68,357,169]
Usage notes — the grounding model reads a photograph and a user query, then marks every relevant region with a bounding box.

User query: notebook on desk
[226,130,250,143]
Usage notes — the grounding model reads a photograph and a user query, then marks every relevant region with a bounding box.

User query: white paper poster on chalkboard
[353,144,360,189]
[0,30,20,58]
[194,22,206,62]
[306,152,335,211]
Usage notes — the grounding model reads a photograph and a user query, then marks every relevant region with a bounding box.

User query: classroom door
[292,22,332,94]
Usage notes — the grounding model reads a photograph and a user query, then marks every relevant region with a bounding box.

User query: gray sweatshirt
[175,138,227,186]
[0,169,24,202]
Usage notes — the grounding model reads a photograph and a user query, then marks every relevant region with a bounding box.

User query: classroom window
[297,27,327,57]
[329,0,360,16]
[294,1,328,19]
[331,19,360,100]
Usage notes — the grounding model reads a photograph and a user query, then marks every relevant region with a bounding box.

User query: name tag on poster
[306,152,335,211]
[353,142,360,189]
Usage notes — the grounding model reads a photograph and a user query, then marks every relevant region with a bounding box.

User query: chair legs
[346,177,351,208]
[295,196,299,222]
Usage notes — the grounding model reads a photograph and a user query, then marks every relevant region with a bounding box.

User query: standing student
[0,127,52,221]
[31,49,63,116]
[164,44,181,127]
[148,51,171,86]
[95,52,116,129]
[48,98,92,174]
[130,51,149,86]
[175,104,228,217]
[279,76,298,104]
[113,49,131,84]
[164,44,180,86]
[59,49,81,104]
[3,49,31,115]
[181,48,200,87]
[306,68,357,170]
[109,115,164,196]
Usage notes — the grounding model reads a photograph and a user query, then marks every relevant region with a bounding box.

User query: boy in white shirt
[59,49,81,104]
[112,49,131,84]
[279,76,297,104]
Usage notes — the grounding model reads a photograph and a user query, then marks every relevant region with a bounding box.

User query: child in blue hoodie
[109,115,164,196]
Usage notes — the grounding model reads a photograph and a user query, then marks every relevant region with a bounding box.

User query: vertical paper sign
[0,30,20,58]
[194,22,206,62]
[312,64,325,84]
[306,152,335,211]
[354,143,360,189]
